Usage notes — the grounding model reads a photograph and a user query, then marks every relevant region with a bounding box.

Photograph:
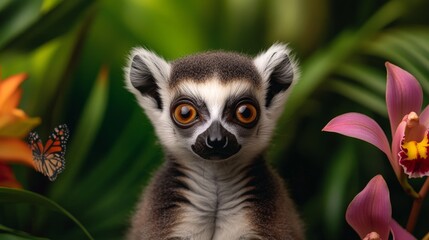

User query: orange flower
[0,70,40,188]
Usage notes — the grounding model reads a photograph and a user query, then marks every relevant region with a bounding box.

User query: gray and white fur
[125,44,304,240]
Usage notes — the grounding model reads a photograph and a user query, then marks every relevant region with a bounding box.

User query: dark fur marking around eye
[170,97,210,137]
[223,96,260,133]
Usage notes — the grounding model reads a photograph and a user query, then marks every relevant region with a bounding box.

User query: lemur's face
[169,79,261,160]
[126,44,297,162]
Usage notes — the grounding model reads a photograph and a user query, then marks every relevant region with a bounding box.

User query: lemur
[124,43,304,240]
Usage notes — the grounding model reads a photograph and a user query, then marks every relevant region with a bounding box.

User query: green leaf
[104,0,204,57]
[83,143,161,219]
[271,1,421,161]
[281,0,406,123]
[72,110,154,200]
[49,66,109,201]
[0,0,15,11]
[0,0,95,52]
[0,234,43,240]
[321,142,357,239]
[0,224,49,240]
[336,63,385,95]
[0,0,43,49]
[329,79,387,116]
[40,0,62,13]
[0,187,93,240]
[23,7,96,119]
[363,28,429,94]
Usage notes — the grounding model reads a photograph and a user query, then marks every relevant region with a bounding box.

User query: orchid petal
[386,62,423,136]
[346,175,391,240]
[323,112,392,160]
[392,122,420,197]
[402,112,427,142]
[419,104,429,128]
[390,219,416,240]
[392,121,407,178]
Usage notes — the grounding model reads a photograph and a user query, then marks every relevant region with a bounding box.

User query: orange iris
[236,103,257,125]
[173,103,198,125]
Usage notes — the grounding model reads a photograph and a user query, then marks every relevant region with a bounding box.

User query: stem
[400,172,420,199]
[406,177,429,233]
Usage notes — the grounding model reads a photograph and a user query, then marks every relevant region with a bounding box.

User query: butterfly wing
[28,131,45,174]
[43,124,69,181]
[28,124,69,181]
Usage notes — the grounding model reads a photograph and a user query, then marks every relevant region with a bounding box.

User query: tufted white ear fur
[253,43,299,121]
[124,47,171,120]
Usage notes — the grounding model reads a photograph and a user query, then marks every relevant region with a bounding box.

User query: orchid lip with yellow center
[399,131,429,178]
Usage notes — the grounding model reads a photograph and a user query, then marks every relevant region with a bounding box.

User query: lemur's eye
[235,103,258,125]
[173,103,198,126]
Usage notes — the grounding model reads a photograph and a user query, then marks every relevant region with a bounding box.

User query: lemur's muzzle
[192,121,241,160]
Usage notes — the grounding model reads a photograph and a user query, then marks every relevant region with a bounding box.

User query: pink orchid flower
[323,62,429,189]
[346,175,415,240]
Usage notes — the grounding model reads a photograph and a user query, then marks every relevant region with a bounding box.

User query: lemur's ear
[125,47,170,110]
[253,43,298,108]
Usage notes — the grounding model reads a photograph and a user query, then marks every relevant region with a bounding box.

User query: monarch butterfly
[27,124,69,181]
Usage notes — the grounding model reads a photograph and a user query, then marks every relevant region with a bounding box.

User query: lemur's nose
[206,135,228,149]
[192,120,240,160]
[205,121,228,149]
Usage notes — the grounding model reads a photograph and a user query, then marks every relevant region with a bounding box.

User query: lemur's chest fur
[134,157,291,240]
[170,160,257,239]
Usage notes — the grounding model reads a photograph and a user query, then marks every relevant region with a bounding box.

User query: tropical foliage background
[1,0,428,239]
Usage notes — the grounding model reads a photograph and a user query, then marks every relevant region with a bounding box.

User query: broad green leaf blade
[0,0,43,49]
[49,66,109,201]
[281,0,406,123]
[271,1,420,161]
[10,8,95,119]
[336,63,385,95]
[0,188,93,240]
[73,110,153,200]
[322,142,357,239]
[24,7,96,119]
[395,30,429,55]
[0,0,14,11]
[329,79,387,116]
[0,234,44,240]
[281,30,358,122]
[41,0,62,13]
[87,208,129,233]
[84,144,161,219]
[117,0,204,56]
[269,31,361,162]
[0,0,94,52]
[0,224,49,240]
[363,28,429,94]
